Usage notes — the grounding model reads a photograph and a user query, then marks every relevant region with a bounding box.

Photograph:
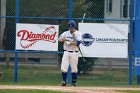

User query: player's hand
[66,38,70,41]
[65,41,71,45]
[61,37,66,42]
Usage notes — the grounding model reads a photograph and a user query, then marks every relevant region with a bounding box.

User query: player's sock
[72,73,77,84]
[62,72,67,83]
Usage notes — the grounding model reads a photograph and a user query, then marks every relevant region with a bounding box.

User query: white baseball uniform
[59,30,82,73]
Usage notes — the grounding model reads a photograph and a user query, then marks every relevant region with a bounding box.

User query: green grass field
[116,90,140,93]
[0,65,137,86]
[0,65,140,93]
[0,89,140,93]
[0,89,67,93]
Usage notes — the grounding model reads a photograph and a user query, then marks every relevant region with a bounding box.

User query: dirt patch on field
[0,85,140,93]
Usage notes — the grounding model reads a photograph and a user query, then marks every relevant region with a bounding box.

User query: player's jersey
[59,30,82,51]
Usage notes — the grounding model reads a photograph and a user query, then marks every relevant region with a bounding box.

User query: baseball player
[58,20,82,87]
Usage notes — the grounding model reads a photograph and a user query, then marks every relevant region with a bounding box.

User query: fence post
[129,0,134,85]
[67,0,73,84]
[134,0,140,85]
[14,0,19,82]
[0,0,6,50]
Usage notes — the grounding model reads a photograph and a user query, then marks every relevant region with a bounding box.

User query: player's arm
[58,33,66,42]
[71,33,82,46]
[58,37,66,42]
[70,40,81,46]
[70,41,77,45]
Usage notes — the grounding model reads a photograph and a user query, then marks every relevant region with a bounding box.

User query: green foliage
[4,0,87,50]
[78,57,96,74]
[72,0,88,18]
[19,0,68,17]
[86,0,104,18]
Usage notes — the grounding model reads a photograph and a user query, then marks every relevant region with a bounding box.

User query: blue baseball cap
[68,20,76,28]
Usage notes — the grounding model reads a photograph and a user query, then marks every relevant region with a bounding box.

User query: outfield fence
[0,0,135,86]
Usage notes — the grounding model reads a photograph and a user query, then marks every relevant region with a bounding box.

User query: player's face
[69,27,75,33]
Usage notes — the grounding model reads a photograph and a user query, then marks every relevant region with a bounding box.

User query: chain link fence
[0,0,136,86]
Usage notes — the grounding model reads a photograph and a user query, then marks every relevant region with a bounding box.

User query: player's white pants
[61,51,79,73]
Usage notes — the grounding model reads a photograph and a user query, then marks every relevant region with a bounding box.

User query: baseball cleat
[72,83,76,87]
[60,81,66,86]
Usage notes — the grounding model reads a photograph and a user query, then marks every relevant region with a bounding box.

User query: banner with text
[16,23,59,51]
[79,23,128,58]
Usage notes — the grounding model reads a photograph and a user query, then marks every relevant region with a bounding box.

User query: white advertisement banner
[16,23,59,51]
[79,23,128,58]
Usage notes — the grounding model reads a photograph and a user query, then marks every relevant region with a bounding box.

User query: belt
[64,50,78,53]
